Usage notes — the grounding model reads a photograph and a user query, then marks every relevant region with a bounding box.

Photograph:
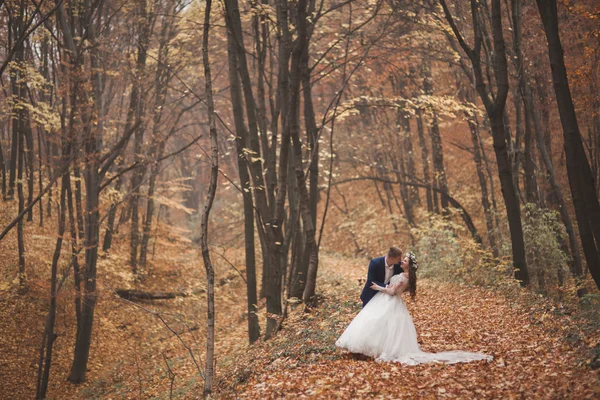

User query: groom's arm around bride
[359,247,403,308]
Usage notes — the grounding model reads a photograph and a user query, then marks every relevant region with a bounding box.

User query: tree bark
[291,0,319,305]
[536,0,600,288]
[0,135,6,199]
[36,131,70,400]
[464,87,498,256]
[416,109,434,212]
[225,0,284,338]
[440,0,529,284]
[225,13,261,343]
[67,0,104,381]
[200,0,218,394]
[139,15,174,271]
[423,62,449,211]
[17,100,26,291]
[129,0,151,274]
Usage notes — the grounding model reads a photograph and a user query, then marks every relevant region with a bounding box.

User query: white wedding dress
[335,274,492,365]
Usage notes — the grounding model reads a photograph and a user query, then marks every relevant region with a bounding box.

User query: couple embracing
[336,246,492,365]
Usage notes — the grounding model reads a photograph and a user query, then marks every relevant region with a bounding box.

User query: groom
[360,246,403,307]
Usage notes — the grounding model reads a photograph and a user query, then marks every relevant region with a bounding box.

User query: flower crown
[405,252,418,270]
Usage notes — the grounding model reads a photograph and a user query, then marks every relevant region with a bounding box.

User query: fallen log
[115,289,186,301]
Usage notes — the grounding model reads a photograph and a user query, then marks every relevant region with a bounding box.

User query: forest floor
[0,213,599,399]
[215,254,600,399]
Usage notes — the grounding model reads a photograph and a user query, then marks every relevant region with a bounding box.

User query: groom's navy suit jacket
[360,256,402,307]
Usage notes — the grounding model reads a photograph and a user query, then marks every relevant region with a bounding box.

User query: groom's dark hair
[387,246,403,259]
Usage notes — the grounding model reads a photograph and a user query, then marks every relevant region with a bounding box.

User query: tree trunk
[72,165,86,242]
[67,0,104,381]
[302,41,319,232]
[226,16,261,343]
[23,113,35,222]
[523,99,540,204]
[37,129,44,226]
[441,0,529,283]
[7,10,24,201]
[0,136,6,199]
[423,62,449,211]
[285,0,319,306]
[17,105,26,291]
[416,109,434,212]
[102,173,121,251]
[527,88,583,279]
[464,88,498,256]
[536,0,600,288]
[129,0,151,274]
[139,16,173,271]
[36,137,70,400]
[200,0,218,394]
[66,175,82,328]
[479,116,504,246]
[510,0,539,206]
[225,0,284,338]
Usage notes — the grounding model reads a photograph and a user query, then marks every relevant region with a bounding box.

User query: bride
[335,252,492,365]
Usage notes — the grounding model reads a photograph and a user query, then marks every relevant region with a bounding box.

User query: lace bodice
[389,274,407,286]
[375,273,408,296]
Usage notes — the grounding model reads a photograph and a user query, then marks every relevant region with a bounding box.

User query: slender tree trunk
[283,0,319,306]
[17,108,26,291]
[423,62,449,211]
[37,129,44,226]
[390,141,415,225]
[72,165,85,241]
[7,11,23,200]
[68,0,104,380]
[302,49,319,231]
[102,173,120,251]
[441,0,529,283]
[36,137,69,400]
[528,90,584,279]
[129,0,151,274]
[201,0,218,394]
[510,0,539,206]
[225,0,284,338]
[66,75,85,243]
[0,137,6,199]
[479,115,504,245]
[66,175,82,328]
[416,109,433,212]
[139,16,173,271]
[464,88,498,256]
[253,3,275,213]
[24,113,35,222]
[512,94,523,201]
[523,101,539,204]
[226,18,260,343]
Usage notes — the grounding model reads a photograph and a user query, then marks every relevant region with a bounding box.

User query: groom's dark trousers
[360,256,402,307]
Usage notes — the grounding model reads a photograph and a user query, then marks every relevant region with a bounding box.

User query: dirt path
[221,253,599,399]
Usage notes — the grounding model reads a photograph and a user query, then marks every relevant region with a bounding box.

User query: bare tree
[200,0,218,395]
[439,0,529,285]
[536,0,600,289]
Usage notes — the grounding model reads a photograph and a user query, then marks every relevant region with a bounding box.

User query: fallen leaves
[215,254,599,399]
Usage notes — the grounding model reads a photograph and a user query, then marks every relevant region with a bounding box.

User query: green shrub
[522,203,570,294]
[410,209,508,286]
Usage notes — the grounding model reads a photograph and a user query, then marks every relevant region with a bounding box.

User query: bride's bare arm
[370,280,406,295]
